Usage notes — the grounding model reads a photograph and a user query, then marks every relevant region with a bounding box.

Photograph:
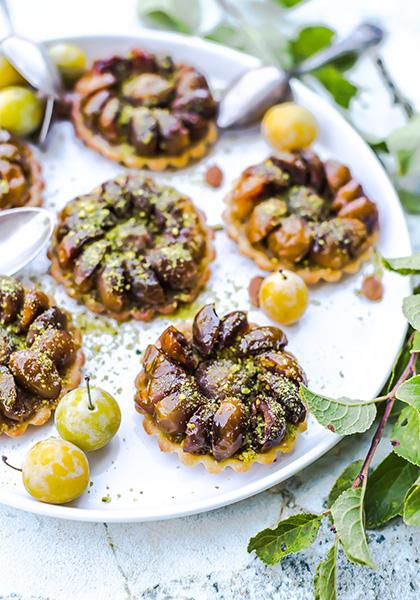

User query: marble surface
[0,1,419,599]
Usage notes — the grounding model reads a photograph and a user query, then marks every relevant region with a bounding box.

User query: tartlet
[135,304,307,473]
[48,173,215,321]
[0,276,84,437]
[224,151,379,284]
[71,48,218,170]
[0,128,43,210]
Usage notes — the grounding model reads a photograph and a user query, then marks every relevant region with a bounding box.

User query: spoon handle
[295,23,384,76]
[0,0,13,36]
[38,96,55,149]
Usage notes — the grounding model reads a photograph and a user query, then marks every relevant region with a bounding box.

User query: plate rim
[0,30,411,523]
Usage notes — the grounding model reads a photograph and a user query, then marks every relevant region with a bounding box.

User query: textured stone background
[0,1,419,599]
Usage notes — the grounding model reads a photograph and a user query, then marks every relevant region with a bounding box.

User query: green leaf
[331,486,375,568]
[396,375,420,411]
[205,24,240,46]
[314,542,337,600]
[412,331,420,352]
[300,385,377,435]
[313,66,358,108]
[290,25,335,63]
[403,477,420,525]
[328,460,363,508]
[369,140,389,154]
[403,294,420,331]
[391,405,420,466]
[382,252,420,275]
[397,186,420,214]
[275,0,305,7]
[247,513,322,565]
[364,453,419,528]
[137,0,201,33]
[387,114,420,176]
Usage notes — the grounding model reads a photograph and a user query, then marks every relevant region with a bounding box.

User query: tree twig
[374,54,415,119]
[353,351,417,488]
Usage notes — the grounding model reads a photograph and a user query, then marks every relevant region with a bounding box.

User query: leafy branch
[248,252,420,599]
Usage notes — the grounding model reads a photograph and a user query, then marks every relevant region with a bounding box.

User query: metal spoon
[0,0,63,146]
[218,23,384,130]
[0,208,54,275]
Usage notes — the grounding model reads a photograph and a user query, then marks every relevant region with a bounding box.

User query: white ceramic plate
[0,32,411,522]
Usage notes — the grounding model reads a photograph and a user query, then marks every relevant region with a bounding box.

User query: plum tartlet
[0,276,84,437]
[0,128,43,210]
[48,173,215,321]
[135,304,307,473]
[224,151,379,284]
[71,48,217,170]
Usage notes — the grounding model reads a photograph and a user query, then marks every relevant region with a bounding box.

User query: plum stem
[85,376,95,411]
[2,455,22,473]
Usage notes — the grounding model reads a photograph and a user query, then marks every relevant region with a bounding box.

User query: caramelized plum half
[183,403,214,454]
[147,350,187,403]
[212,397,246,461]
[159,326,196,370]
[0,276,24,323]
[155,385,202,435]
[252,397,286,452]
[192,303,220,357]
[238,326,288,356]
[9,350,61,400]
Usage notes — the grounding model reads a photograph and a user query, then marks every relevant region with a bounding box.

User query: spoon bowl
[217,23,384,130]
[1,36,62,98]
[0,207,55,275]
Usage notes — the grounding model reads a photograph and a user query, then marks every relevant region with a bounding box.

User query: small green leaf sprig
[248,252,420,600]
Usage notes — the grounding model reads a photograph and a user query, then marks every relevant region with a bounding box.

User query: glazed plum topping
[79,49,216,157]
[217,311,249,350]
[228,150,379,272]
[257,351,306,384]
[0,369,35,423]
[154,380,203,436]
[192,303,221,357]
[32,329,76,371]
[147,349,187,404]
[195,359,235,400]
[158,326,196,370]
[139,305,307,462]
[267,215,312,263]
[183,403,214,454]
[49,173,213,320]
[212,397,246,462]
[9,350,61,400]
[19,289,50,332]
[0,276,24,323]
[26,306,67,346]
[0,277,81,430]
[0,330,15,365]
[309,218,368,270]
[251,397,286,452]
[246,197,287,243]
[0,129,40,210]
[238,327,288,357]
